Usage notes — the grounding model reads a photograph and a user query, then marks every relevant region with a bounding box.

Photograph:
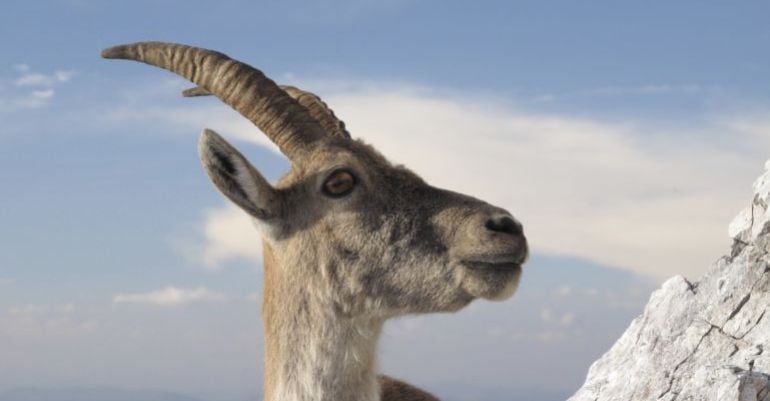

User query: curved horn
[101,42,325,159]
[183,85,350,139]
[281,86,350,139]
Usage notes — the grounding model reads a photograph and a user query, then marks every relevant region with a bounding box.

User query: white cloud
[0,277,14,286]
[199,205,262,267]
[321,85,767,280]
[540,307,577,326]
[172,204,263,269]
[113,79,769,280]
[1,65,74,112]
[14,69,74,87]
[559,312,576,326]
[556,286,572,297]
[0,303,100,340]
[533,83,706,102]
[540,307,553,322]
[538,329,567,344]
[31,89,54,99]
[54,70,75,82]
[1,89,57,111]
[15,73,54,87]
[113,286,225,307]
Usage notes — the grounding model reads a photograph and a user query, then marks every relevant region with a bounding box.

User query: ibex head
[102,42,528,318]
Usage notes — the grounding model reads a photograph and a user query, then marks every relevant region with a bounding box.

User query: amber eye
[322,169,357,198]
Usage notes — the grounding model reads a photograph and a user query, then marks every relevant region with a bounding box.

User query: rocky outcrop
[569,160,770,401]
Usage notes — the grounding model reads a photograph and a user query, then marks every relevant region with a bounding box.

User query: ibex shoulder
[379,375,440,401]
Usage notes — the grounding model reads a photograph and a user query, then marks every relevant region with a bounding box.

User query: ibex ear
[198,129,280,220]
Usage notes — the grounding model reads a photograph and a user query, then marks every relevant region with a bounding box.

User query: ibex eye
[322,169,356,198]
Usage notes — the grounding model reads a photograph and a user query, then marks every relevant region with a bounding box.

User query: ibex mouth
[460,256,523,301]
[461,255,522,272]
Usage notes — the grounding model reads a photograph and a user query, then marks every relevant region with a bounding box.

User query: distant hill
[0,387,208,401]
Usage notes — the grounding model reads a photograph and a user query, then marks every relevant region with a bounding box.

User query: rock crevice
[569,160,770,401]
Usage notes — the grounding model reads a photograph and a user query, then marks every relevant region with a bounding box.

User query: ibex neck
[261,244,384,401]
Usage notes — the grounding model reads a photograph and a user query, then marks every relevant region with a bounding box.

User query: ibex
[102,42,529,401]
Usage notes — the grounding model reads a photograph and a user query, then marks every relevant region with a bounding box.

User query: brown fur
[379,376,439,401]
[103,42,529,401]
[207,135,529,401]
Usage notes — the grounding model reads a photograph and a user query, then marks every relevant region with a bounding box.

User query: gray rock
[569,160,770,401]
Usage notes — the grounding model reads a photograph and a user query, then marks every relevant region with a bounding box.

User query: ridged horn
[183,85,350,139]
[281,86,350,139]
[101,42,325,159]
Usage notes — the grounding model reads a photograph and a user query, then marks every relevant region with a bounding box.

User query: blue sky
[1,1,769,400]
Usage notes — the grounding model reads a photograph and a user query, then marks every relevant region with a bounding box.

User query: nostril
[485,216,523,236]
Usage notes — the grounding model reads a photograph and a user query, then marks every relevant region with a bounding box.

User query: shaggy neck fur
[261,244,384,401]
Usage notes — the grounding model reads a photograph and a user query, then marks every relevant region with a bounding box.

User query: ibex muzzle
[103,41,528,401]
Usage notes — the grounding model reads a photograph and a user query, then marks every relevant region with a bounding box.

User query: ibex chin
[102,42,529,401]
